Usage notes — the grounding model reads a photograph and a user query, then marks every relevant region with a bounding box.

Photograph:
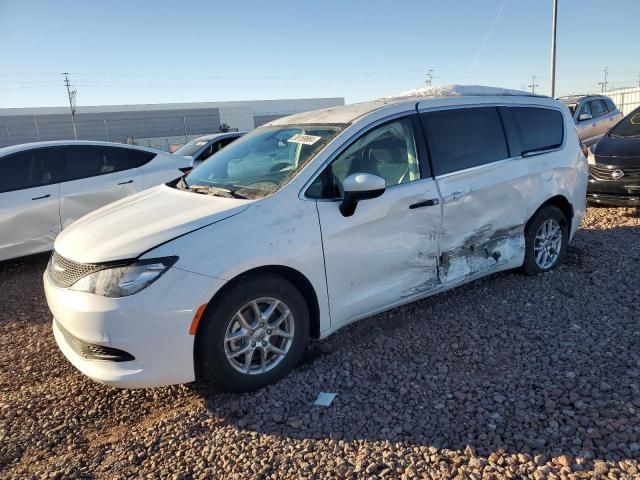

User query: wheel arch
[196,264,322,340]
[526,195,574,233]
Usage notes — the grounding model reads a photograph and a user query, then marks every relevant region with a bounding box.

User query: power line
[62,73,78,140]
[528,75,540,94]
[466,0,509,82]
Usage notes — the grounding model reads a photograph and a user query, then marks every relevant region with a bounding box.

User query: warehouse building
[0,97,344,149]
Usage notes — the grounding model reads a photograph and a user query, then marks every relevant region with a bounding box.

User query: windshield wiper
[188,184,248,199]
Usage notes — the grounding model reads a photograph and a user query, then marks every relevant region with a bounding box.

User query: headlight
[70,257,177,297]
[587,149,596,165]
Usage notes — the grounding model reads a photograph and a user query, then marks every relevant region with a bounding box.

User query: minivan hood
[594,135,640,163]
[54,184,251,263]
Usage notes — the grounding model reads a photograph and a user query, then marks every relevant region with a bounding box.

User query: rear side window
[590,100,607,118]
[59,146,154,182]
[420,107,508,176]
[0,148,59,193]
[604,99,617,112]
[509,107,564,155]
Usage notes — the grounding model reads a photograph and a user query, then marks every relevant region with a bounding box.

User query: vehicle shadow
[197,223,640,469]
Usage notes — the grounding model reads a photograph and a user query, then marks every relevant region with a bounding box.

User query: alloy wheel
[533,219,563,270]
[223,297,294,375]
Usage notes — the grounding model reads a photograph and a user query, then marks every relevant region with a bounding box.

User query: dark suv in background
[587,107,640,207]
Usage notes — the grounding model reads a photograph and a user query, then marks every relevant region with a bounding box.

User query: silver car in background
[173,132,246,168]
[558,95,623,146]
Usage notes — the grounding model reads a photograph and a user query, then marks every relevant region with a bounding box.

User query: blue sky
[0,0,638,108]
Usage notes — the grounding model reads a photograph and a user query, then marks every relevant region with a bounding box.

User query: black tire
[194,272,309,392]
[522,205,569,275]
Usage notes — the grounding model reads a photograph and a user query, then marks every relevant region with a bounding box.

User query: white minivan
[44,88,588,391]
[0,141,191,261]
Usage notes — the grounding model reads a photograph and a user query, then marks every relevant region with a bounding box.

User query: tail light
[179,167,192,174]
[580,142,588,158]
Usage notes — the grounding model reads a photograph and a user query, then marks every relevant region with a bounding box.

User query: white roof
[269,85,551,126]
[0,140,162,156]
[385,84,541,100]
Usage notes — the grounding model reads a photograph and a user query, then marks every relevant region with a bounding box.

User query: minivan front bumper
[45,264,225,388]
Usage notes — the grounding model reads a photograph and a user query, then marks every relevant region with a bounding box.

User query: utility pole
[528,75,540,94]
[62,72,78,140]
[425,69,434,87]
[600,66,609,93]
[550,0,558,98]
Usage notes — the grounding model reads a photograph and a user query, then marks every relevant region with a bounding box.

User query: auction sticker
[287,134,321,145]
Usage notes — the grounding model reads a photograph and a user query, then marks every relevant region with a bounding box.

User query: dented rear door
[419,105,527,286]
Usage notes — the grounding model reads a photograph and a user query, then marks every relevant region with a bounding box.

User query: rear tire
[522,205,569,275]
[195,272,309,392]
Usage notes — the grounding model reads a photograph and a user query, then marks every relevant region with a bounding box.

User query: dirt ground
[1,207,639,479]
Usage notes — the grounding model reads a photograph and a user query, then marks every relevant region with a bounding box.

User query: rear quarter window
[509,107,564,155]
[604,99,617,112]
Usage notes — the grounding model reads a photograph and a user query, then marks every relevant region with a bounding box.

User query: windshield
[183,124,343,199]
[610,108,640,138]
[174,138,211,157]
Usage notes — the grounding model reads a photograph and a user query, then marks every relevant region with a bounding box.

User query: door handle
[118,179,134,185]
[409,198,439,209]
[31,194,50,200]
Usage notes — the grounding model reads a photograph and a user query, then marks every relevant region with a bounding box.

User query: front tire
[195,272,309,392]
[522,205,569,275]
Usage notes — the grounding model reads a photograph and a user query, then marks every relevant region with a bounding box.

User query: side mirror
[339,173,385,217]
[578,113,593,122]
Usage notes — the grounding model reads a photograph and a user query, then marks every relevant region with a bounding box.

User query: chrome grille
[48,251,104,288]
[589,164,640,182]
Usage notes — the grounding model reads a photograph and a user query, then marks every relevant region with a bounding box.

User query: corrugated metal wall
[604,87,640,115]
[0,108,221,147]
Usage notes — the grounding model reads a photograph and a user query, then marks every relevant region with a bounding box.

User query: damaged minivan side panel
[436,167,528,285]
[419,105,531,284]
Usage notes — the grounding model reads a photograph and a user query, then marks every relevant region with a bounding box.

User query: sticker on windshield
[287,134,321,145]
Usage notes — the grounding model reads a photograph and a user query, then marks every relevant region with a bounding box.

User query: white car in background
[0,141,191,261]
[45,87,587,391]
[173,132,246,168]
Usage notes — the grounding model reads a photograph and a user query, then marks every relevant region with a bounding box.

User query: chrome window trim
[433,156,522,180]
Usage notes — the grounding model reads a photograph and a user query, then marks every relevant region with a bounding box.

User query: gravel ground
[1,207,639,479]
